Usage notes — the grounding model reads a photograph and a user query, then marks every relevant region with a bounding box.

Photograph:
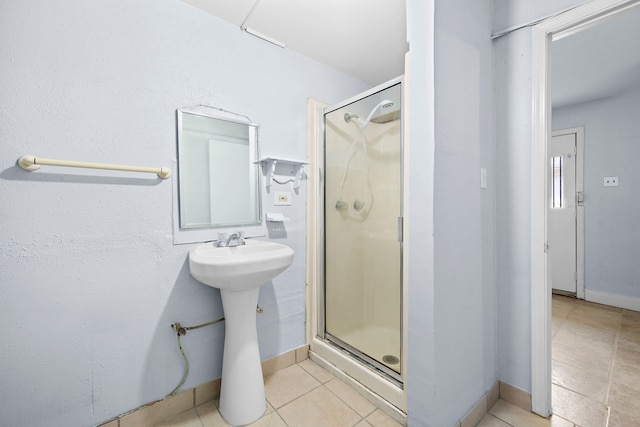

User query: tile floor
[157,358,403,427]
[157,295,640,427]
[549,295,640,427]
[480,296,640,427]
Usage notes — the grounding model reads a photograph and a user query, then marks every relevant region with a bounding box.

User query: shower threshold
[325,333,403,388]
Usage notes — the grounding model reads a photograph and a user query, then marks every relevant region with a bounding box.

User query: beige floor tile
[325,378,376,417]
[608,408,640,426]
[552,323,561,339]
[354,420,373,427]
[552,339,614,373]
[264,364,321,408]
[549,414,574,427]
[611,360,640,392]
[365,409,403,427]
[489,399,548,427]
[555,320,617,347]
[298,358,335,383]
[552,295,578,311]
[608,380,640,418]
[157,409,203,427]
[196,401,229,427]
[575,300,623,314]
[615,346,640,366]
[245,411,287,427]
[618,323,640,352]
[551,385,606,427]
[277,386,361,427]
[622,308,640,325]
[476,413,511,427]
[551,359,609,402]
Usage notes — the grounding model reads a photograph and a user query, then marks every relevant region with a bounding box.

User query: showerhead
[363,99,394,127]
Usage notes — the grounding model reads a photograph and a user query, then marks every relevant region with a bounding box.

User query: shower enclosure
[308,78,404,411]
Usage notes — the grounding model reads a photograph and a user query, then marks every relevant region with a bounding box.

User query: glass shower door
[323,82,402,380]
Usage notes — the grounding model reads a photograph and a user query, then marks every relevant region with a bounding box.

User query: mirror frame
[172,106,265,244]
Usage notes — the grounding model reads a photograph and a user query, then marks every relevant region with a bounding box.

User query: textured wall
[406,0,496,425]
[553,90,640,301]
[0,1,369,426]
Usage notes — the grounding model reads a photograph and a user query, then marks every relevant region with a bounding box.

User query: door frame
[550,127,585,299]
[531,0,640,416]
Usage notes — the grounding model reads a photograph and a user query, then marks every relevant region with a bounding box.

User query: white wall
[492,27,534,393]
[0,1,369,426]
[553,90,640,302]
[407,0,496,425]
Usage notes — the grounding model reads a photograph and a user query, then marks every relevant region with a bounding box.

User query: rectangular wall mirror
[173,105,264,244]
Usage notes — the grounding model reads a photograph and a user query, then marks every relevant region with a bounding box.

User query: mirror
[173,105,263,244]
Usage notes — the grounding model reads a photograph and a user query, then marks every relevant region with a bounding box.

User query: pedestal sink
[188,238,294,426]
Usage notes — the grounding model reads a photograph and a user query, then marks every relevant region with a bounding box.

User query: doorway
[531,0,640,416]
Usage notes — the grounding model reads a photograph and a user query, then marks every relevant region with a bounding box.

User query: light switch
[480,168,487,189]
[603,176,618,187]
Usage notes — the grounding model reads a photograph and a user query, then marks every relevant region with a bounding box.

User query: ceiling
[181,0,408,86]
[181,0,640,109]
[552,4,640,108]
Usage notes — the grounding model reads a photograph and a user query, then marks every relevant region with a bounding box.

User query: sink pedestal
[219,287,265,426]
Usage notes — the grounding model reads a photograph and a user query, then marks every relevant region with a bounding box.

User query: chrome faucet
[213,231,245,247]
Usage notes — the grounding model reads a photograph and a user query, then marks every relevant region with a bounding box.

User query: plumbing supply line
[17,154,171,179]
[164,308,257,399]
[164,317,226,399]
[172,318,225,336]
[165,334,189,399]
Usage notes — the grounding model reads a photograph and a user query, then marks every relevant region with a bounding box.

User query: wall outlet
[274,191,292,206]
[603,176,618,187]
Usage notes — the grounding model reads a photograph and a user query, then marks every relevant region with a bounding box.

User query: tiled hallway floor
[479,295,640,427]
[158,295,640,427]
[549,295,640,426]
[157,359,403,427]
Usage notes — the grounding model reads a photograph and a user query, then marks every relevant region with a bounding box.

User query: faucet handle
[217,232,228,241]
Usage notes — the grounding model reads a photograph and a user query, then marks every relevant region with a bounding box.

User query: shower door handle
[397,217,403,243]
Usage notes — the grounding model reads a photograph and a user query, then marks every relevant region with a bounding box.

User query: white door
[548,133,578,294]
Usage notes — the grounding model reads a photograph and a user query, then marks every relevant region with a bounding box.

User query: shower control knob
[335,200,348,211]
[353,200,366,211]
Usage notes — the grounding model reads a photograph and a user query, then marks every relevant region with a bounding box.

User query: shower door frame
[305,76,407,415]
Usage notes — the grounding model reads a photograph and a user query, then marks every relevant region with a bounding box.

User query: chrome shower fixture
[335,200,349,211]
[353,200,366,211]
[363,100,394,127]
[344,112,359,123]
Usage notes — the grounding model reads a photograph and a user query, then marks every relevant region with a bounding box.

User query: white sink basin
[188,238,294,426]
[189,239,294,291]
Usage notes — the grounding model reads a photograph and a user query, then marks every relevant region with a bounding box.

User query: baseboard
[585,289,640,312]
[456,381,500,427]
[99,344,309,427]
[499,381,531,412]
